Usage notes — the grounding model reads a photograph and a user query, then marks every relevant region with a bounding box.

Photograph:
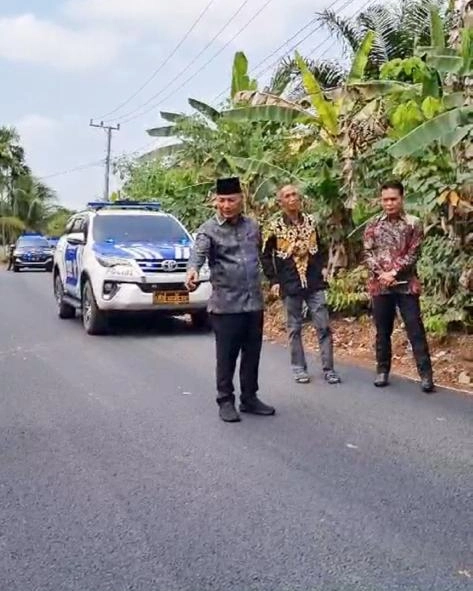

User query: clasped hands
[378,269,397,287]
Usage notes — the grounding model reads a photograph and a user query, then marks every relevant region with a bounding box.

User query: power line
[305,0,373,59]
[39,160,104,180]
[113,0,253,124]
[120,0,277,125]
[211,0,354,105]
[97,0,217,121]
[253,0,357,81]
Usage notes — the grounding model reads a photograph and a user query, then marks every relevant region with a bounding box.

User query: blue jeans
[284,291,334,375]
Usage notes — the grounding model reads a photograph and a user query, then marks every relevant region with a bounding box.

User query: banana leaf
[223,104,314,125]
[228,156,305,182]
[347,30,375,82]
[159,111,184,123]
[146,125,177,138]
[425,55,464,73]
[230,52,257,99]
[295,51,338,135]
[389,107,473,157]
[188,98,221,122]
[137,143,184,162]
[429,7,445,49]
[440,125,473,149]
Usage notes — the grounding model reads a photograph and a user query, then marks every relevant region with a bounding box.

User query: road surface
[1,271,472,591]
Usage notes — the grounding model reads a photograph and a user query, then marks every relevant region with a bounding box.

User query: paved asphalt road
[1,271,472,591]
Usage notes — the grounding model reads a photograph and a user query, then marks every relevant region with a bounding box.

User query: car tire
[46,263,53,273]
[82,280,107,335]
[190,310,210,331]
[54,273,75,319]
[13,265,19,273]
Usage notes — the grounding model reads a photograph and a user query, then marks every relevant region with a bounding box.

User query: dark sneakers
[421,375,435,394]
[240,397,275,416]
[219,401,241,422]
[374,372,435,393]
[374,372,389,387]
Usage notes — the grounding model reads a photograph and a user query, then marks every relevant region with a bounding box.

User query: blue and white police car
[53,200,211,335]
[12,232,54,272]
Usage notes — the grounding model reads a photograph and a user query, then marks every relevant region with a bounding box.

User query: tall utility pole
[89,120,120,201]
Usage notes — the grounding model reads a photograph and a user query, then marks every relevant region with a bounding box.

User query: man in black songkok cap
[186,177,275,422]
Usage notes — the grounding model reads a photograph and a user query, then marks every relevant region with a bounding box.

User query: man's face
[279,185,301,214]
[381,188,403,216]
[215,193,243,220]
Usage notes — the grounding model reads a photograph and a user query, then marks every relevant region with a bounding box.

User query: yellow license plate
[153,291,189,305]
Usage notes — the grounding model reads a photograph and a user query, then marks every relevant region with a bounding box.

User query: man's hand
[185,268,199,292]
[379,270,396,287]
[270,283,280,298]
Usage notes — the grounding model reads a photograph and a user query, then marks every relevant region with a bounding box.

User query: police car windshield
[17,237,49,248]
[93,214,189,244]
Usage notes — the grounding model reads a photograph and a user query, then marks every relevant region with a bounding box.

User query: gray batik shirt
[187,214,264,314]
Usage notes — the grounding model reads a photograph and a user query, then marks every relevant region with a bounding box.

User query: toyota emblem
[161,260,177,271]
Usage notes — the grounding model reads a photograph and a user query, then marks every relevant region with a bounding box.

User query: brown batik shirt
[363,212,424,296]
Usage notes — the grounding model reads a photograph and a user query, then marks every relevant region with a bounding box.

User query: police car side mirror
[67,232,85,246]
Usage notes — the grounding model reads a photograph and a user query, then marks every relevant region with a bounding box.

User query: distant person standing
[185,177,275,422]
[261,184,341,385]
[363,180,434,393]
[7,243,15,271]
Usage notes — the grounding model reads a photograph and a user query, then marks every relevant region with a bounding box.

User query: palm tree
[267,57,347,99]
[316,0,449,76]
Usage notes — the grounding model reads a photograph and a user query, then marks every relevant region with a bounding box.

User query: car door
[64,215,87,298]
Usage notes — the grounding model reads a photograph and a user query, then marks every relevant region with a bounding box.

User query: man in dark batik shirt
[186,177,275,422]
[363,180,434,393]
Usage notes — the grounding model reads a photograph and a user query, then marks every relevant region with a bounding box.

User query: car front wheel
[82,280,107,335]
[54,273,75,319]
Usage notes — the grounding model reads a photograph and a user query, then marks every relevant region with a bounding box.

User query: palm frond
[315,9,362,55]
[288,59,347,100]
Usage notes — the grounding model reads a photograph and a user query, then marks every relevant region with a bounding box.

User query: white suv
[53,200,211,334]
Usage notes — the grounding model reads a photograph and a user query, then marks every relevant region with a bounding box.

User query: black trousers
[211,311,264,405]
[372,293,433,377]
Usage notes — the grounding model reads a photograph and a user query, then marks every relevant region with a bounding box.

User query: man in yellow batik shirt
[261,184,341,385]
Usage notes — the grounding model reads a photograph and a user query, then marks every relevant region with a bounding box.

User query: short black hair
[381,180,404,196]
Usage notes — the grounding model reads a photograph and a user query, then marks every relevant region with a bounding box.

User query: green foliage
[326,266,370,315]
[231,52,257,99]
[0,126,58,243]
[418,235,472,336]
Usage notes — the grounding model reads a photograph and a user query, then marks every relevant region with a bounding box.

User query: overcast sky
[1,0,361,211]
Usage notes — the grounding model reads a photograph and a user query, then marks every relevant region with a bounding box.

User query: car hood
[16,246,51,253]
[92,240,192,260]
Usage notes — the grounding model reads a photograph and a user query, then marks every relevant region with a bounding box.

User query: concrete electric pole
[89,120,120,201]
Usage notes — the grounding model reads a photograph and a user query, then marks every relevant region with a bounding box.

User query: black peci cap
[216,177,242,195]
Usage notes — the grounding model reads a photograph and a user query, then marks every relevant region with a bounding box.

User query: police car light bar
[87,200,161,211]
[21,231,43,236]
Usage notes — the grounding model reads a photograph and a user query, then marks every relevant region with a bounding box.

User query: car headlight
[13,250,20,257]
[95,254,137,278]
[95,255,133,268]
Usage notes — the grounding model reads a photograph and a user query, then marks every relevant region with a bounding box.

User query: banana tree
[388,11,473,158]
[222,33,412,274]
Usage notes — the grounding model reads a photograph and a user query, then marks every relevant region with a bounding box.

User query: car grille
[20,254,48,262]
[136,259,188,273]
[139,282,187,293]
